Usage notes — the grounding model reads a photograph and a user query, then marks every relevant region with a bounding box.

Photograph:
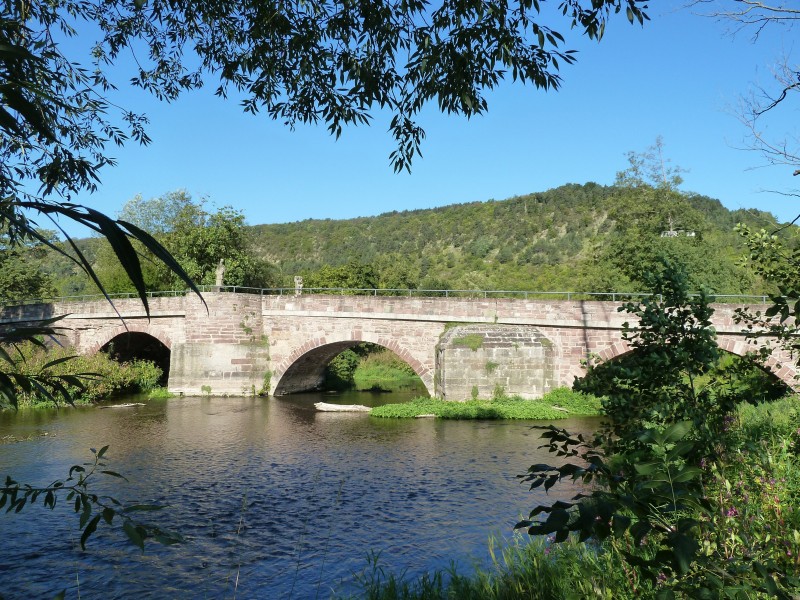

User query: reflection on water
[0,394,599,598]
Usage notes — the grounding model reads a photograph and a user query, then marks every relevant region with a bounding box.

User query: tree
[520,263,799,596]
[304,261,379,291]
[0,227,56,302]
[0,0,649,315]
[96,192,277,291]
[576,261,732,458]
[602,139,755,293]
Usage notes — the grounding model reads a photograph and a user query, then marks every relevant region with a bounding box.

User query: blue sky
[64,4,799,235]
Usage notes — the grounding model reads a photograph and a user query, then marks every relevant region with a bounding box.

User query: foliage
[734,223,800,366]
[353,350,420,392]
[453,334,484,351]
[1,342,163,409]
[519,264,800,597]
[576,262,735,461]
[370,388,601,420]
[145,387,173,400]
[1,446,182,552]
[325,349,361,390]
[242,181,771,296]
[323,345,422,392]
[602,139,756,293]
[93,191,276,292]
[0,319,92,409]
[0,227,56,302]
[304,261,378,292]
[0,0,648,215]
[538,387,603,415]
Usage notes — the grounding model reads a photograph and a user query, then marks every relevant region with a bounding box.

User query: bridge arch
[87,323,173,355]
[587,336,798,391]
[272,332,434,396]
[90,325,173,386]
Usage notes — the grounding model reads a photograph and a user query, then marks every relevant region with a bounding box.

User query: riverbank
[1,344,166,410]
[348,394,800,598]
[370,388,602,420]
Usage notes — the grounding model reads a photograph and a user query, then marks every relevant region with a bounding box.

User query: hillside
[248,182,782,295]
[36,182,788,298]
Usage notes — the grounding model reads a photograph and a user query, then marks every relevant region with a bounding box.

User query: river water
[0,393,599,599]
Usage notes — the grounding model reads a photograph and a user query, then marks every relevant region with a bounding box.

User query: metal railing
[1,286,772,307]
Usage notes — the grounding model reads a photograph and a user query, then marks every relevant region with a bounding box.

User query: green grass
[343,536,639,600]
[357,397,800,598]
[353,349,425,392]
[370,388,602,420]
[146,387,174,400]
[452,334,484,351]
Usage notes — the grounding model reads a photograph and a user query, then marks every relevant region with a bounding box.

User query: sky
[60,3,799,236]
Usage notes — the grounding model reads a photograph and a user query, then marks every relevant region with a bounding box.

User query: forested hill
[248,182,782,295]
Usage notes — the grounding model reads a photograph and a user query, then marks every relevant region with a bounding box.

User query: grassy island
[369,388,602,420]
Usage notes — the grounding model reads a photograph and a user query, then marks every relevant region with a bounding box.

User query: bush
[521,264,800,597]
[3,343,164,408]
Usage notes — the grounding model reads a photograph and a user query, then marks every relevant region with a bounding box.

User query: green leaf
[612,514,631,538]
[671,466,703,483]
[79,502,92,529]
[663,421,693,443]
[542,509,570,533]
[123,521,145,551]
[633,461,661,476]
[670,532,699,574]
[80,514,101,550]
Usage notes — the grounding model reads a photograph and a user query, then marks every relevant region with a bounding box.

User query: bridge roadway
[0,292,794,399]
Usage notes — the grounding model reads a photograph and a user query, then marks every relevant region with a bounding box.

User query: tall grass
[345,537,639,600]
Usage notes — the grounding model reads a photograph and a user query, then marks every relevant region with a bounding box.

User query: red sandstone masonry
[3,294,795,396]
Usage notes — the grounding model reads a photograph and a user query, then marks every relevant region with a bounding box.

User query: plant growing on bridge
[453,334,484,352]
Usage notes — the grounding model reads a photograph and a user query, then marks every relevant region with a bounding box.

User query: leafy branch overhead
[1,0,648,186]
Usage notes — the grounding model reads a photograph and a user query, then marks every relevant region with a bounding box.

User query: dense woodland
[252,182,782,295]
[10,179,792,302]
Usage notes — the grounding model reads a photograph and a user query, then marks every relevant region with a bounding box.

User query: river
[0,392,599,599]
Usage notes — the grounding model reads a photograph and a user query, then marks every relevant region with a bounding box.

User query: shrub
[2,343,164,408]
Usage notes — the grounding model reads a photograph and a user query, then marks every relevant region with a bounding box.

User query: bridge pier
[168,294,270,396]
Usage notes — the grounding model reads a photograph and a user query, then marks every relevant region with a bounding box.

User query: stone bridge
[0,293,794,399]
